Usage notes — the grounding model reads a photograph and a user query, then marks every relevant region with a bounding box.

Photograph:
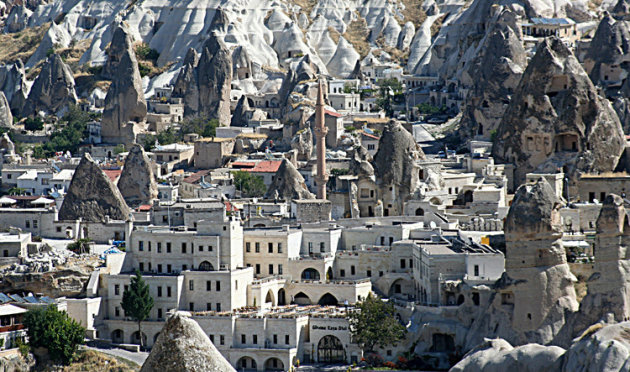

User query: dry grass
[577,323,604,341]
[343,15,370,59]
[0,23,49,64]
[431,14,448,38]
[328,27,341,44]
[400,0,427,29]
[574,280,588,303]
[46,350,139,372]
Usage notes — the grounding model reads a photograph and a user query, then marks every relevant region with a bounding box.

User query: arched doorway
[131,331,147,346]
[278,289,286,306]
[264,357,284,371]
[198,261,214,271]
[293,292,311,305]
[389,279,404,297]
[301,268,320,280]
[237,356,257,371]
[318,293,338,306]
[265,290,275,306]
[318,335,346,363]
[326,267,333,281]
[415,208,424,216]
[111,329,124,344]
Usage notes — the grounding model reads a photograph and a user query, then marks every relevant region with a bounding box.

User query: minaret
[314,79,329,200]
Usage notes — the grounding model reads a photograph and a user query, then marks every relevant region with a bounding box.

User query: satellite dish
[429,221,437,229]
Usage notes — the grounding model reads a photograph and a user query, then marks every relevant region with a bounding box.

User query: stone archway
[264,357,284,371]
[278,289,286,306]
[301,268,320,280]
[389,279,404,297]
[293,292,311,305]
[318,293,338,306]
[111,329,124,344]
[265,290,275,306]
[237,356,257,371]
[415,207,424,216]
[318,335,346,363]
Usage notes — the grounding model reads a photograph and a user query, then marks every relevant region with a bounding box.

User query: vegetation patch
[343,15,371,59]
[0,24,49,64]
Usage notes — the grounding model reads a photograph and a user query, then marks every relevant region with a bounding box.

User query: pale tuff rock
[349,145,375,179]
[450,338,565,372]
[100,23,147,145]
[492,37,625,187]
[141,312,236,372]
[0,92,13,128]
[117,144,158,208]
[562,321,630,371]
[26,21,72,68]
[231,95,251,127]
[373,120,425,195]
[173,32,232,125]
[58,153,131,222]
[291,127,313,161]
[232,46,253,80]
[458,9,526,140]
[583,14,630,88]
[102,21,136,80]
[556,194,630,346]
[4,5,31,33]
[0,60,28,111]
[265,158,315,200]
[397,21,416,50]
[326,37,360,78]
[23,54,77,116]
[464,179,578,348]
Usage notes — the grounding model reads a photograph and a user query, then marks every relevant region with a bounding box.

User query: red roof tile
[360,130,380,140]
[231,161,256,169]
[325,110,342,118]
[246,160,282,173]
[102,169,122,183]
[137,204,152,212]
[183,169,211,184]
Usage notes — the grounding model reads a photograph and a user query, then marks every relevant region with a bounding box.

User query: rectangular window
[367,269,372,277]
[158,308,163,319]
[278,243,283,253]
[285,335,290,345]
[148,242,152,251]
[208,245,213,252]
[340,269,345,277]
[189,280,194,291]
[255,242,260,253]
[166,242,171,253]
[253,335,258,344]
[157,242,162,253]
[167,264,172,273]
[182,264,187,271]
[207,303,212,311]
[308,242,313,253]
[114,284,120,296]
[216,303,221,312]
[157,264,163,273]
[474,265,480,276]
[269,264,274,275]
[167,286,172,297]
[199,245,203,252]
[115,307,120,317]
[278,264,283,275]
[139,262,144,271]
[220,335,224,345]
[181,242,187,253]
[149,263,152,271]
[157,286,162,297]
[273,334,278,344]
[206,281,211,291]
[268,242,273,253]
[351,266,355,275]
[235,280,238,290]
[210,335,214,343]
[189,302,194,311]
[246,242,251,252]
[139,241,144,251]
[242,335,246,344]
[33,220,38,228]
[256,264,261,275]
[400,259,406,269]
[320,242,325,252]
[216,281,221,291]
[25,221,30,228]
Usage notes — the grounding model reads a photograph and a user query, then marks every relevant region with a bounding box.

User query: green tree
[67,238,91,254]
[347,294,406,353]
[233,170,266,197]
[23,306,85,365]
[24,117,44,131]
[121,270,154,348]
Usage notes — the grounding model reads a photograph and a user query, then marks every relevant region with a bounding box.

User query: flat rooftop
[191,304,350,319]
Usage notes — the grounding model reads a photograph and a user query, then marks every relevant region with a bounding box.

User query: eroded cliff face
[117,144,158,208]
[265,158,314,200]
[23,53,77,116]
[58,153,131,222]
[100,23,147,145]
[492,37,625,187]
[458,9,527,140]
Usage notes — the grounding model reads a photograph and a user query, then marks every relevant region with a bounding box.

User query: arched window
[318,335,346,363]
[198,261,214,271]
